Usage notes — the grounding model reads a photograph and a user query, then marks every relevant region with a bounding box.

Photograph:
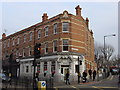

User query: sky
[0,2,118,56]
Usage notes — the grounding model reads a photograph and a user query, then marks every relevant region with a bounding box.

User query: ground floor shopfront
[19,53,96,82]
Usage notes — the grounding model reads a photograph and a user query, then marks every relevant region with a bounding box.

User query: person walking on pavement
[88,69,92,79]
[66,69,70,85]
[78,71,81,84]
[93,70,96,81]
[82,70,87,83]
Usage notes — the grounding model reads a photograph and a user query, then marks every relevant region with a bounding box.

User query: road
[54,75,120,90]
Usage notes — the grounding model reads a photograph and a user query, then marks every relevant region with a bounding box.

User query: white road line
[53,87,58,90]
[71,85,80,90]
[92,86,104,90]
[110,75,113,80]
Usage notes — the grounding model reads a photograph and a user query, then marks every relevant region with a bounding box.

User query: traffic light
[34,43,41,59]
[80,60,82,65]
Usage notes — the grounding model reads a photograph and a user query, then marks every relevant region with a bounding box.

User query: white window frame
[7,40,10,47]
[54,23,57,34]
[24,35,26,42]
[12,39,15,46]
[45,43,48,54]
[62,22,69,32]
[45,26,49,36]
[38,30,41,39]
[23,48,25,57]
[17,37,20,44]
[29,46,32,56]
[53,40,57,52]
[29,32,32,41]
[62,39,69,52]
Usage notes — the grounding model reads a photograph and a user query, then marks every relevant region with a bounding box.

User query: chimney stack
[2,33,6,39]
[75,5,82,16]
[86,17,89,28]
[42,13,48,22]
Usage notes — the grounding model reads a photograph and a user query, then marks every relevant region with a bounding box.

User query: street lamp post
[103,34,116,77]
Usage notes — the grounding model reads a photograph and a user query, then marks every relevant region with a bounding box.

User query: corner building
[2,5,96,82]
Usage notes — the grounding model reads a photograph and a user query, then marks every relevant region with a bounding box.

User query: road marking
[71,85,80,90]
[92,86,104,90]
[110,75,113,80]
[54,87,58,90]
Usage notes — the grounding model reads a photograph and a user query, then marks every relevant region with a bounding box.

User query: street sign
[38,81,46,90]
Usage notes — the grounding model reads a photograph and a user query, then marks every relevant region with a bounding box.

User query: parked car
[0,73,11,83]
[112,69,119,75]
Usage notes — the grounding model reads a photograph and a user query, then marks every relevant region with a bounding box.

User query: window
[62,22,69,32]
[38,30,41,39]
[26,66,29,73]
[45,43,48,54]
[53,40,57,52]
[63,39,69,51]
[16,48,19,57]
[30,32,32,41]
[45,26,48,36]
[54,23,57,34]
[24,35,26,42]
[51,61,55,73]
[29,46,32,56]
[7,40,10,47]
[12,39,15,46]
[4,41,6,48]
[44,62,47,71]
[23,48,25,57]
[17,37,20,44]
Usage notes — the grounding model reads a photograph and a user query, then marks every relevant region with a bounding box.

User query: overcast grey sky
[1,2,118,56]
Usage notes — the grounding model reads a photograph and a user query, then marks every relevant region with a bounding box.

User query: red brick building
[2,5,96,82]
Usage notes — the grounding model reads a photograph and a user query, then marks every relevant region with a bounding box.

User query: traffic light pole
[33,26,36,90]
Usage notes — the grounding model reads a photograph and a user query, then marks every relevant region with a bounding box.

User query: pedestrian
[88,69,92,79]
[51,70,55,77]
[93,70,96,81]
[78,71,81,84]
[66,69,70,85]
[44,70,47,77]
[82,70,87,83]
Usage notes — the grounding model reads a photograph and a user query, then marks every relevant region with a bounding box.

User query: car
[112,69,119,75]
[0,73,11,83]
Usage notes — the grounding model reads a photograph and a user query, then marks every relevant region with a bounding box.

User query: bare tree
[94,42,115,66]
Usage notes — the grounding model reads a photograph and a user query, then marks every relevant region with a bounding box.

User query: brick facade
[1,5,96,80]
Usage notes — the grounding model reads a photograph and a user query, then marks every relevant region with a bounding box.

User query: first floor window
[53,40,57,52]
[29,46,32,56]
[63,39,69,51]
[45,43,48,54]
